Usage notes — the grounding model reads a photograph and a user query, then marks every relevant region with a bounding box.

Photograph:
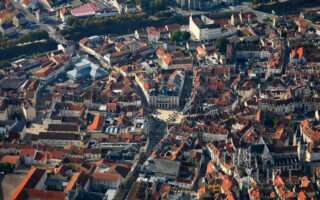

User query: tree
[170,29,182,42]
[288,120,297,130]
[248,58,255,69]
[273,117,279,130]
[236,30,244,37]
[225,117,235,126]
[216,36,229,55]
[154,0,166,11]
[182,32,191,41]
[310,15,317,23]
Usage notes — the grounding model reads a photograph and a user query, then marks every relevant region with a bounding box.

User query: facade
[189,16,221,41]
[135,70,185,108]
[91,172,121,191]
[38,132,83,148]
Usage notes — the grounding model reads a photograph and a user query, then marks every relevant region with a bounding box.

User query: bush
[170,29,182,42]
[0,30,49,48]
[216,36,229,55]
[0,39,57,62]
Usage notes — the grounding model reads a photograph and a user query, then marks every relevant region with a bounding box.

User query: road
[11,0,66,44]
[172,2,277,23]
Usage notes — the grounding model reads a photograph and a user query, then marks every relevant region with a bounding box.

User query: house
[0,99,8,120]
[290,47,320,65]
[12,12,27,27]
[21,100,36,122]
[60,8,71,22]
[91,172,121,191]
[0,120,26,139]
[36,8,48,23]
[20,148,37,165]
[87,115,105,133]
[0,155,21,169]
[22,0,38,10]
[0,22,16,37]
[148,30,160,43]
[135,28,147,40]
[125,4,135,13]
[104,50,131,66]
[317,27,320,36]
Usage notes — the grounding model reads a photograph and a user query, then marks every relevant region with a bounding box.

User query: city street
[10,0,66,44]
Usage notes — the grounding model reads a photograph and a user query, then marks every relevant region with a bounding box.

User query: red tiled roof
[87,115,105,133]
[20,149,36,157]
[11,168,46,200]
[71,3,99,17]
[165,24,181,31]
[92,172,119,182]
[20,188,66,200]
[64,172,80,192]
[0,155,20,164]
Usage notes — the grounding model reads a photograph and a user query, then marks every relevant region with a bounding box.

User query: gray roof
[0,120,25,132]
[0,78,24,89]
[67,190,104,200]
[144,158,180,178]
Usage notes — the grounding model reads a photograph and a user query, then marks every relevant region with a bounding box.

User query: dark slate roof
[39,132,80,140]
[66,190,104,200]
[0,78,24,89]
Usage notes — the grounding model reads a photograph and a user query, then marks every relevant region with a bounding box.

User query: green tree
[288,120,297,130]
[273,117,279,130]
[216,36,229,55]
[236,30,244,37]
[154,0,166,11]
[248,58,255,69]
[182,32,191,41]
[170,29,182,42]
[225,117,236,126]
[310,15,317,23]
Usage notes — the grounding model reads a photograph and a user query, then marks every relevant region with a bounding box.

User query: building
[11,168,48,200]
[36,8,48,23]
[176,0,210,10]
[71,3,99,18]
[142,158,181,180]
[67,59,108,81]
[135,70,185,108]
[0,155,21,169]
[91,172,121,191]
[0,22,16,37]
[12,12,27,27]
[125,4,135,13]
[21,100,36,122]
[148,30,160,43]
[38,132,83,148]
[60,8,71,22]
[32,60,65,84]
[104,50,131,66]
[189,15,221,41]
[20,149,37,165]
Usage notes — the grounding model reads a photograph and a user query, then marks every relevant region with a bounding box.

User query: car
[0,172,5,175]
